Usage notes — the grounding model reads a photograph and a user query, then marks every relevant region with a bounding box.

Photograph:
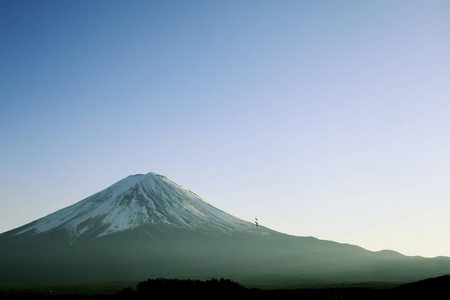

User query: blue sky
[1,0,449,257]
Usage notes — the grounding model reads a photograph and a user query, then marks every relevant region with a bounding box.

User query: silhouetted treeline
[118,278,248,297]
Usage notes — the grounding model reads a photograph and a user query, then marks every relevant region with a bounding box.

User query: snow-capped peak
[16,172,252,238]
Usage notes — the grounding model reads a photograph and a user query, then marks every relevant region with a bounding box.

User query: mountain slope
[1,172,450,288]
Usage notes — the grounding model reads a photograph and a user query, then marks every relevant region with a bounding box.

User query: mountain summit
[14,173,252,239]
[1,172,450,288]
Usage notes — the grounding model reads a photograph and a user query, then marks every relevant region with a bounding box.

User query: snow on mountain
[15,172,252,238]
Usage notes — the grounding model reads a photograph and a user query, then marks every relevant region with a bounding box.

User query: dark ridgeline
[1,276,449,298]
[115,276,450,300]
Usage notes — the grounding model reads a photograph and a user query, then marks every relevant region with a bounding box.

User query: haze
[1,0,449,258]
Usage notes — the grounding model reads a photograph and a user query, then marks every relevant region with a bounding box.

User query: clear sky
[1,0,449,257]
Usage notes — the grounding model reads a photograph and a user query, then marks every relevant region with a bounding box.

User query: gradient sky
[1,0,449,257]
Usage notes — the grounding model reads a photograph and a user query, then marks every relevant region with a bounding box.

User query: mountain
[1,172,450,288]
[10,173,253,239]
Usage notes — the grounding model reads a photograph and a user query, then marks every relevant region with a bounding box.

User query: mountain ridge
[1,172,450,288]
